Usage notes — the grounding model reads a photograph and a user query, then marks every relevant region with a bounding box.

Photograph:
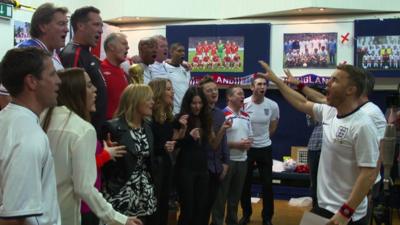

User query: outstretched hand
[283,68,300,85]
[258,61,279,83]
[326,212,349,225]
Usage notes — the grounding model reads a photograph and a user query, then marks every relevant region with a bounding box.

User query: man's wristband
[297,82,305,91]
[339,203,355,219]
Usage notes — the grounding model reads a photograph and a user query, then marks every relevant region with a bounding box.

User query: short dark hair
[336,64,367,97]
[138,37,157,52]
[199,75,215,87]
[0,47,51,97]
[30,3,68,38]
[251,74,268,86]
[169,42,184,54]
[226,85,242,98]
[70,6,100,32]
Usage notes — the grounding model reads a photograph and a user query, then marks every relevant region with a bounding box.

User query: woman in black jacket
[148,78,187,225]
[102,84,157,224]
[175,87,230,225]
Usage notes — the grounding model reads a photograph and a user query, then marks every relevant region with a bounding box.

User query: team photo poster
[283,32,337,69]
[14,21,31,46]
[188,36,244,73]
[356,35,400,71]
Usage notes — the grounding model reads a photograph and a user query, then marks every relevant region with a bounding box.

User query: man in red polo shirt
[101,32,129,119]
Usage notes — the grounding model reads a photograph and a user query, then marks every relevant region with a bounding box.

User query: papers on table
[299,212,329,225]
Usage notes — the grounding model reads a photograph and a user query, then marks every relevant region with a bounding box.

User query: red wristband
[297,82,305,91]
[339,203,355,219]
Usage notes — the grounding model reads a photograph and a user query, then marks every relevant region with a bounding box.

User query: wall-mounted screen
[188,36,244,72]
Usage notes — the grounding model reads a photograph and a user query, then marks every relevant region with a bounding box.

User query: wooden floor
[238,200,400,225]
[238,200,311,225]
[170,199,400,225]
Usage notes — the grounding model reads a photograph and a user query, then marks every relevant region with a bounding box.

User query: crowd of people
[0,3,388,225]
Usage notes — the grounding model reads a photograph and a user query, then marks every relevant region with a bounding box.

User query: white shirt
[42,106,127,225]
[0,103,61,225]
[149,61,168,78]
[223,106,253,161]
[142,63,152,84]
[164,63,191,115]
[244,96,279,148]
[313,103,379,221]
[360,101,386,140]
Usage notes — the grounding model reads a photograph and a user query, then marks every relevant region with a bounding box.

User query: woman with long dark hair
[41,68,141,225]
[175,87,231,225]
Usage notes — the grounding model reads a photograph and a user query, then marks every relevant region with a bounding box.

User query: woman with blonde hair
[102,84,157,225]
[41,68,141,225]
[148,78,187,225]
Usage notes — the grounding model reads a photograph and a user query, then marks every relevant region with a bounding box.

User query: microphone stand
[374,124,396,225]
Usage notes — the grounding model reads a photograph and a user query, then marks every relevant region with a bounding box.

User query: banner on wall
[190,73,256,86]
[285,74,330,88]
[189,73,330,87]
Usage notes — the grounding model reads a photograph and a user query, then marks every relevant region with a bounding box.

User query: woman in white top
[41,68,142,225]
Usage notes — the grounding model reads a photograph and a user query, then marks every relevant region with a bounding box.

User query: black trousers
[177,168,209,225]
[307,150,321,208]
[81,211,99,225]
[311,206,368,225]
[204,171,221,225]
[240,146,273,221]
[153,155,173,225]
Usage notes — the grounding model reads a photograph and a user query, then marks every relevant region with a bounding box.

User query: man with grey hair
[138,37,157,84]
[17,2,69,70]
[101,32,130,119]
[149,35,169,77]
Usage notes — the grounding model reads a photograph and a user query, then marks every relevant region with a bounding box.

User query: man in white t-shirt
[139,37,157,84]
[260,61,379,225]
[0,48,61,225]
[149,35,169,77]
[211,86,253,225]
[164,43,191,115]
[240,75,279,225]
[283,68,386,140]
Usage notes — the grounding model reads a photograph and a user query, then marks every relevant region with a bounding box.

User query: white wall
[0,8,33,57]
[121,26,166,57]
[270,21,353,77]
[119,13,400,90]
